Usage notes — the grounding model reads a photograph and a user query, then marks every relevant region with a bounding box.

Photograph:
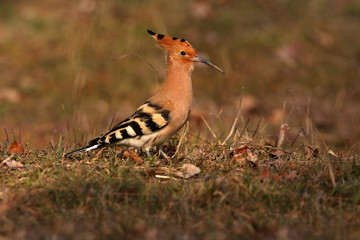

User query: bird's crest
[147,29,197,58]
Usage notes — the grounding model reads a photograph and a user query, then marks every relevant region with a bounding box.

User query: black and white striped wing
[95,101,170,145]
[64,101,170,157]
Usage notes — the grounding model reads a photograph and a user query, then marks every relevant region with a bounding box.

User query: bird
[64,29,224,158]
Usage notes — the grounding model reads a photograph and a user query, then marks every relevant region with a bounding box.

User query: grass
[1,137,360,239]
[1,0,360,239]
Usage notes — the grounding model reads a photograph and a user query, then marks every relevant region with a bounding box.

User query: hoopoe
[64,29,224,157]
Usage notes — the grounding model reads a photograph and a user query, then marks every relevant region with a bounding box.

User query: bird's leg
[157,146,170,159]
[159,149,170,159]
[144,147,151,157]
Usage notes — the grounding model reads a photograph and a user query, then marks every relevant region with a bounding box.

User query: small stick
[172,121,189,158]
[2,154,14,164]
[290,128,306,147]
[312,121,329,150]
[239,117,251,139]
[201,115,218,141]
[252,117,262,138]
[223,98,242,145]
[222,115,239,145]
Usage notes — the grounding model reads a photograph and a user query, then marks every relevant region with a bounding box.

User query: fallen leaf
[175,163,201,179]
[5,160,24,168]
[123,150,142,163]
[235,144,248,154]
[247,149,258,163]
[260,168,272,181]
[270,150,285,158]
[7,141,24,155]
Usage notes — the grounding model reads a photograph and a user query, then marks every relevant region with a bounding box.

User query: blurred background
[0,0,359,151]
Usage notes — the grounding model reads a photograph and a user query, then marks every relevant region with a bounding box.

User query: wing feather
[91,101,171,147]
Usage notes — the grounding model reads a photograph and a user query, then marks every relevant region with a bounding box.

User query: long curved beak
[192,55,225,74]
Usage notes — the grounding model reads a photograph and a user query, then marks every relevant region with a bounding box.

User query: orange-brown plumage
[65,29,224,157]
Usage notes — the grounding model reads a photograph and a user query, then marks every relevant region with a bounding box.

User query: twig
[312,121,329,150]
[201,115,218,141]
[290,128,306,147]
[238,117,251,139]
[306,97,313,145]
[172,121,189,158]
[2,154,14,164]
[252,117,262,137]
[4,128,9,143]
[223,98,242,145]
[222,115,239,145]
[327,162,336,188]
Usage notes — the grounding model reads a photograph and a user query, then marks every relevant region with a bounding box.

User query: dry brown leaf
[260,168,272,181]
[247,149,258,162]
[175,163,201,179]
[123,150,142,163]
[5,160,24,168]
[7,141,24,155]
[271,150,285,158]
[235,144,248,154]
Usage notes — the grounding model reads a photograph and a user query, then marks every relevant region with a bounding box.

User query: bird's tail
[64,141,100,158]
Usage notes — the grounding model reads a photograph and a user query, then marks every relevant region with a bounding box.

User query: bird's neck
[160,58,194,106]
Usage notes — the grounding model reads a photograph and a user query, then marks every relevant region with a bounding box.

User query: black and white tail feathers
[64,139,101,157]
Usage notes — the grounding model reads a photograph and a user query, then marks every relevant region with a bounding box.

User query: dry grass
[1,0,360,239]
[1,135,360,239]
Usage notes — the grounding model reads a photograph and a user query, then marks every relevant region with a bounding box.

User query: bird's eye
[180,51,186,56]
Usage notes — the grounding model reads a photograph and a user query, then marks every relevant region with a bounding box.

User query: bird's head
[147,29,224,74]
